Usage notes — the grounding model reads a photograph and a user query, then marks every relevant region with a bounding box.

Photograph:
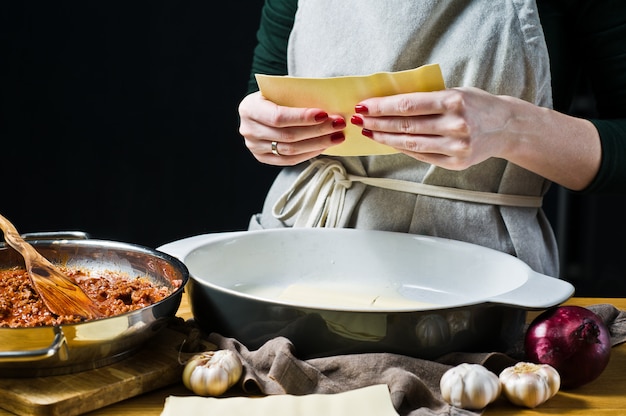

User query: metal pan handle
[20,231,90,241]
[0,326,68,362]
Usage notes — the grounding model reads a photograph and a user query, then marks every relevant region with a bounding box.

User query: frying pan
[0,236,188,377]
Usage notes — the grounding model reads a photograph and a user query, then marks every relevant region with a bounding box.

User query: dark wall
[1,3,625,296]
[1,2,278,248]
[556,192,626,297]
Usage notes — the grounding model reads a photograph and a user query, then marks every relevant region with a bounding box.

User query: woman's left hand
[350,87,519,170]
[350,86,602,191]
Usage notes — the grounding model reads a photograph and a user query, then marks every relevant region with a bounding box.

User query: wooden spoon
[0,213,102,319]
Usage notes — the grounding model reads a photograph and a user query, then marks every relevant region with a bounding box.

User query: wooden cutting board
[0,325,200,416]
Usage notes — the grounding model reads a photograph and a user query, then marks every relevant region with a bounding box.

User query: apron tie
[272,159,352,228]
[272,158,543,228]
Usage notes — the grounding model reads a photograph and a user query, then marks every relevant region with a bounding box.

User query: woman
[238,0,626,277]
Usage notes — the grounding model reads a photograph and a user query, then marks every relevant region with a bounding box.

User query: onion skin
[524,305,611,389]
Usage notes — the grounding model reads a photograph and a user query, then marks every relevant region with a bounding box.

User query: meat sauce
[0,266,179,327]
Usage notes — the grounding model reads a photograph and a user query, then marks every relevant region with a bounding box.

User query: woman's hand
[349,87,517,169]
[350,87,601,190]
[238,91,346,166]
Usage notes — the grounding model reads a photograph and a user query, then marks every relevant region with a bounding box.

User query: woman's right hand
[238,91,346,166]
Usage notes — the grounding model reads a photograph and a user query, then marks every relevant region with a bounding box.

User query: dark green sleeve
[538,0,626,194]
[247,0,297,93]
[587,119,626,193]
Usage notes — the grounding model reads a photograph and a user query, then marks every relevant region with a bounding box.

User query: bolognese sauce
[0,266,178,327]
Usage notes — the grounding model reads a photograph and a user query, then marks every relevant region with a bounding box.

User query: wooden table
[2,296,624,415]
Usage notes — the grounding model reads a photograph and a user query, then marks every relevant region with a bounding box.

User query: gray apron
[250,0,558,277]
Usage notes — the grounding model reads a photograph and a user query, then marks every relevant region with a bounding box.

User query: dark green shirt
[247,0,626,194]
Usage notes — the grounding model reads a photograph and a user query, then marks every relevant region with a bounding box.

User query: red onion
[524,305,611,389]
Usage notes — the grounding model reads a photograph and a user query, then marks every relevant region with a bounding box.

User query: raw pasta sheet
[161,384,399,416]
[256,64,445,156]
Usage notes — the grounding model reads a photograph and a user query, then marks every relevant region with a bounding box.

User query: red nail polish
[315,111,329,122]
[350,115,363,126]
[355,105,369,114]
[332,118,346,129]
[331,132,345,142]
[362,128,373,138]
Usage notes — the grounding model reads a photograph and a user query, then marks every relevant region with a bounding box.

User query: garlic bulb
[182,349,243,396]
[499,362,560,408]
[415,314,451,348]
[440,363,501,410]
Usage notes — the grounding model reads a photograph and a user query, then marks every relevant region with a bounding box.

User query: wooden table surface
[2,296,624,415]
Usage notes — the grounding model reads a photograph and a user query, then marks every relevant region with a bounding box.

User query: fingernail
[315,111,329,122]
[355,105,369,114]
[332,118,346,129]
[350,115,363,126]
[331,132,345,143]
[362,128,373,138]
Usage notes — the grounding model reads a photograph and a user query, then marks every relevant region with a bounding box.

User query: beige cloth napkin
[168,304,626,416]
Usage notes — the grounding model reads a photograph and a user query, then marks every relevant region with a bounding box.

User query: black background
[1,2,624,296]
[1,2,278,247]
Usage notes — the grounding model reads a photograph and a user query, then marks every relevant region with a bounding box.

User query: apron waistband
[272,158,543,228]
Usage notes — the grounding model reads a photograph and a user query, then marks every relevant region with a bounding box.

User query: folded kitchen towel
[589,303,626,345]
[205,304,626,416]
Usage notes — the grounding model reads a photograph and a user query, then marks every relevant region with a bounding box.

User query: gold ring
[271,141,281,156]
